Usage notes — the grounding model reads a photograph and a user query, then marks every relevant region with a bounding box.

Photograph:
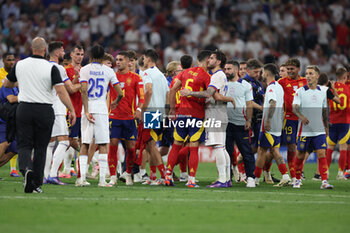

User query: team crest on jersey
[300,142,305,149]
[287,84,291,87]
[311,95,317,103]
[126,78,132,86]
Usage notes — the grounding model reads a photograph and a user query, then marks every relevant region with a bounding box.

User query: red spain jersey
[177,67,211,119]
[65,64,82,118]
[278,76,307,120]
[109,71,144,120]
[170,76,181,113]
[329,82,350,124]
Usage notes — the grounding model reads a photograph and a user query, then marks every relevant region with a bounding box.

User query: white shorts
[51,115,69,137]
[81,113,109,144]
[205,130,226,146]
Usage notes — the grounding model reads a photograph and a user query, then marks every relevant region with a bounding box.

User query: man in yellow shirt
[0,52,19,177]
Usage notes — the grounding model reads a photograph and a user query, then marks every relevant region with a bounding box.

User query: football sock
[238,162,245,174]
[178,146,189,172]
[166,144,182,176]
[150,165,157,180]
[287,151,296,178]
[10,154,18,171]
[213,146,226,183]
[108,144,118,176]
[63,147,74,174]
[224,149,231,182]
[44,141,55,179]
[254,166,263,178]
[157,164,166,179]
[79,155,88,181]
[98,153,108,183]
[189,147,199,177]
[264,161,272,172]
[49,141,69,177]
[338,150,347,171]
[295,157,304,180]
[318,157,328,181]
[126,148,136,174]
[278,163,288,175]
[326,148,333,168]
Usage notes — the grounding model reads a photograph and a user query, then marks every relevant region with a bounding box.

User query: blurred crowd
[1,0,349,77]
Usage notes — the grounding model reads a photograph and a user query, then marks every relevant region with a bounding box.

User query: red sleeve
[136,75,145,104]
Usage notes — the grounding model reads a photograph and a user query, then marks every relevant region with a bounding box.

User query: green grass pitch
[0,162,349,233]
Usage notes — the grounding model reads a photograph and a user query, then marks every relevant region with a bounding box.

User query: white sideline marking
[0,195,349,205]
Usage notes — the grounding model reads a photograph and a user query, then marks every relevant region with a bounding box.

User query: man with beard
[224,60,256,187]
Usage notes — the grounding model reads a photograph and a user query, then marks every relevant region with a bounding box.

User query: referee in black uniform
[4,37,76,193]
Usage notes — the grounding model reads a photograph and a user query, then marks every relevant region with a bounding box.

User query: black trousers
[225,122,255,178]
[16,102,54,187]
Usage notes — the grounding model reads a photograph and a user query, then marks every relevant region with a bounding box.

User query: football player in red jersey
[65,45,84,150]
[326,67,350,179]
[164,50,212,188]
[65,45,84,179]
[278,58,307,185]
[108,51,145,186]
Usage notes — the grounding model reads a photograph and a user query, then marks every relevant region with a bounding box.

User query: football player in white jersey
[292,65,333,189]
[181,51,235,188]
[78,44,123,187]
[254,64,291,187]
[44,41,80,185]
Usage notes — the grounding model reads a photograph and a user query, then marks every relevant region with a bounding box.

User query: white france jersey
[80,63,119,114]
[205,70,228,123]
[292,85,327,137]
[227,79,253,126]
[261,81,284,136]
[50,62,69,115]
[142,66,169,116]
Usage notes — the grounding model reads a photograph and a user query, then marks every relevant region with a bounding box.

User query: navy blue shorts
[110,119,138,141]
[281,119,298,145]
[258,132,281,148]
[297,135,327,152]
[68,117,81,138]
[0,123,17,153]
[327,123,350,146]
[173,116,205,143]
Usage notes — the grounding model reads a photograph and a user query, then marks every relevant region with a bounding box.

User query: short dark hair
[117,51,130,59]
[48,41,64,54]
[71,44,83,52]
[63,52,71,61]
[285,58,300,68]
[226,60,240,69]
[2,52,14,59]
[335,67,347,79]
[246,59,262,70]
[180,55,192,69]
[137,55,145,67]
[197,50,212,62]
[318,73,328,85]
[143,49,158,62]
[211,51,226,68]
[239,61,247,66]
[90,44,105,60]
[128,50,137,60]
[263,63,278,76]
